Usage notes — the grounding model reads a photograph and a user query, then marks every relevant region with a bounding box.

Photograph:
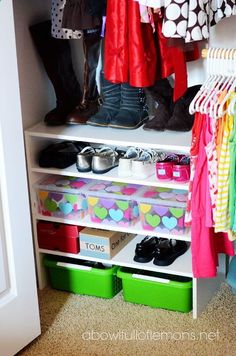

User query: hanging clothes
[62,0,102,31]
[229,107,236,234]
[214,112,234,232]
[190,114,234,278]
[159,0,211,43]
[135,2,156,31]
[185,112,203,226]
[205,116,218,224]
[210,0,236,27]
[87,0,107,17]
[104,0,158,88]
[51,0,82,39]
[138,0,236,43]
[104,0,199,101]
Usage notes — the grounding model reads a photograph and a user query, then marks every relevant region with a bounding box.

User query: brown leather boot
[66,29,101,125]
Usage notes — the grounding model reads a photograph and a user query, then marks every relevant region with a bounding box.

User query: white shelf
[31,164,189,190]
[36,214,191,242]
[39,235,192,277]
[26,121,191,153]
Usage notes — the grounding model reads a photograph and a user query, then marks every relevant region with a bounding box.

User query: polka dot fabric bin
[35,175,91,220]
[86,181,141,227]
[136,187,188,235]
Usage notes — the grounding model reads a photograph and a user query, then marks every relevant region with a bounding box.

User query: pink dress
[185,112,203,226]
[205,115,218,226]
[191,114,234,278]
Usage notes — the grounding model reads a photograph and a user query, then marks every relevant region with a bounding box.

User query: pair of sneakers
[76,146,124,174]
[118,147,166,179]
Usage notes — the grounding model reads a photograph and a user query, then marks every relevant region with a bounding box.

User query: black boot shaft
[29,21,82,124]
[81,29,101,103]
[143,78,174,131]
[167,85,201,131]
[100,73,121,111]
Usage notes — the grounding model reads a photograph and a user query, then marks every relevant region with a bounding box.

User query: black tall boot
[87,71,121,127]
[29,21,82,126]
[143,79,174,131]
[109,83,149,129]
[66,29,101,124]
[166,85,201,131]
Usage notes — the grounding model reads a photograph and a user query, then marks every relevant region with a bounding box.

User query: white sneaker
[131,149,166,179]
[118,147,143,177]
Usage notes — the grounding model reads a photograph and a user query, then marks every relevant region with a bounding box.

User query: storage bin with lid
[117,267,192,312]
[44,255,122,298]
[136,187,187,235]
[37,221,83,254]
[86,181,141,227]
[35,175,91,220]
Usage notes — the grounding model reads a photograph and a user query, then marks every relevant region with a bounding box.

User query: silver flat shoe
[92,146,121,174]
[76,146,96,172]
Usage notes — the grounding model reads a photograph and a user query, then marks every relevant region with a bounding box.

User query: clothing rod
[202,48,236,59]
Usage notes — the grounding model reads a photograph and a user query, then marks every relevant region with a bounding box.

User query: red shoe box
[37,221,83,254]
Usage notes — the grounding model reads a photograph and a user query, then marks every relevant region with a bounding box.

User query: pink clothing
[204,115,214,228]
[185,112,203,226]
[190,114,234,278]
[205,116,218,225]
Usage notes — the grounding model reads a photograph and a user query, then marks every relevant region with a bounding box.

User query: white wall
[188,16,236,86]
[13,0,86,129]
[13,0,52,128]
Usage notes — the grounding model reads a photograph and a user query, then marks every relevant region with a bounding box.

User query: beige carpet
[19,283,236,356]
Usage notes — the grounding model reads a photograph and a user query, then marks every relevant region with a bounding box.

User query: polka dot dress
[186,0,210,43]
[51,0,83,39]
[160,0,236,42]
[210,0,236,26]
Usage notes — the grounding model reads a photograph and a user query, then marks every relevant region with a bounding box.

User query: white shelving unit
[39,237,193,278]
[27,121,192,152]
[25,121,225,319]
[36,215,191,242]
[31,165,189,190]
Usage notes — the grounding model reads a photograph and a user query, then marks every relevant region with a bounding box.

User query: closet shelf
[39,235,193,277]
[36,214,191,242]
[31,164,190,190]
[26,121,191,153]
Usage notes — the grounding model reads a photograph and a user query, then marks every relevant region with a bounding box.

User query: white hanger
[199,48,224,115]
[189,47,214,115]
[209,48,228,118]
[192,48,216,113]
[210,48,235,119]
[217,48,236,118]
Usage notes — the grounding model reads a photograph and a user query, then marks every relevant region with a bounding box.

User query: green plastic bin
[44,255,122,298]
[117,267,192,312]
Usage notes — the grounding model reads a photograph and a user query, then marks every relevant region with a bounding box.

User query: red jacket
[104,0,200,101]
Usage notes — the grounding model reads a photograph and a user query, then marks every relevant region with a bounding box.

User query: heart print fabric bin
[137,187,188,235]
[35,175,90,220]
[86,181,141,227]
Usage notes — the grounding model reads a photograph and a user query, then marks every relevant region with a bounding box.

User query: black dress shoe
[38,141,88,169]
[153,239,188,266]
[133,236,159,263]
